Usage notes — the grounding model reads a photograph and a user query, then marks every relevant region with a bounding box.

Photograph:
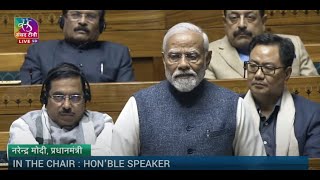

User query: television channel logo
[14,17,39,44]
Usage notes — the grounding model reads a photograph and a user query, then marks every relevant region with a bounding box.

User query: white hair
[162,22,209,52]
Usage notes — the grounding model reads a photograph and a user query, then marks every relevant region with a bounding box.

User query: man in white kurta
[9,63,113,156]
[111,22,266,156]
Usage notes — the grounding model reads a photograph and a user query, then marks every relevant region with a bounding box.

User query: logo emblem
[14,17,39,44]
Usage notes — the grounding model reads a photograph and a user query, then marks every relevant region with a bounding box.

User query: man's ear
[162,52,166,66]
[222,10,227,26]
[206,51,212,68]
[262,14,268,32]
[222,15,227,28]
[284,66,292,81]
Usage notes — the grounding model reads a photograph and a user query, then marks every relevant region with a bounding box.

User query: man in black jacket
[20,10,135,84]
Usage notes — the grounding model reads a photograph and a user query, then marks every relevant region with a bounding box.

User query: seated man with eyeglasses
[243,33,320,157]
[20,10,135,84]
[111,22,266,156]
[9,63,113,155]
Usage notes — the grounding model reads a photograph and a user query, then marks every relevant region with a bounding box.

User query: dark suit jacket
[293,94,320,157]
[20,40,135,84]
[244,91,320,157]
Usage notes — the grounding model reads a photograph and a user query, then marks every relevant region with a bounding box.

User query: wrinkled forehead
[49,77,82,91]
[165,31,204,52]
[67,10,100,14]
[67,10,99,14]
[225,10,260,15]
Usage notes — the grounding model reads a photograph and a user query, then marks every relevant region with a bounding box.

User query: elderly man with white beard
[111,22,266,156]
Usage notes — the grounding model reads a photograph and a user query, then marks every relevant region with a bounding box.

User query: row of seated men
[5,13,320,159]
[0,10,319,82]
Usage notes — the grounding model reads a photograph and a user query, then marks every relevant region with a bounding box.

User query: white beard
[166,65,206,92]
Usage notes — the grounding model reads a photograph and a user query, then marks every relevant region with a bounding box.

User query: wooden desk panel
[0,77,318,130]
[0,132,8,151]
[309,158,320,170]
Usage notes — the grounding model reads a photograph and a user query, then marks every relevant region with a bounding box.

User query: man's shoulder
[134,81,166,95]
[86,110,113,123]
[276,34,301,41]
[99,41,129,50]
[209,36,226,46]
[209,36,229,51]
[86,110,108,118]
[292,94,320,110]
[28,40,60,51]
[19,109,42,124]
[34,40,60,46]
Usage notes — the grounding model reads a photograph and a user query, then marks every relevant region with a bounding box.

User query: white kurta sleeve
[8,118,38,144]
[91,114,114,156]
[233,98,266,156]
[111,96,140,156]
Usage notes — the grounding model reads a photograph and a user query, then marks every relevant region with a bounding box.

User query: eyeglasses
[165,52,202,64]
[49,94,83,104]
[245,62,286,75]
[67,11,99,23]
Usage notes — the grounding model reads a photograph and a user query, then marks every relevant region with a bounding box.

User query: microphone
[79,64,85,75]
[29,68,33,84]
[100,62,104,74]
[243,61,247,79]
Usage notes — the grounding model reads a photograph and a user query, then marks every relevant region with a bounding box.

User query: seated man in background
[205,10,319,79]
[111,22,266,156]
[9,63,113,155]
[20,10,135,84]
[243,33,320,157]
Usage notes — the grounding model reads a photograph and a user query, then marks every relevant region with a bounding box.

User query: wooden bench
[0,42,319,82]
[305,44,320,63]
[0,132,8,151]
[0,52,164,82]
[2,10,320,53]
[0,53,25,72]
[0,76,319,153]
[0,76,319,133]
[309,158,320,170]
[0,10,319,81]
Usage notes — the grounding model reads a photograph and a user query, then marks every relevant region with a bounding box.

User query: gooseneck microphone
[29,68,33,84]
[79,64,83,72]
[243,61,247,79]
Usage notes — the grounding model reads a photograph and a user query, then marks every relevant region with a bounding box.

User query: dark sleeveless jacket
[134,80,239,156]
